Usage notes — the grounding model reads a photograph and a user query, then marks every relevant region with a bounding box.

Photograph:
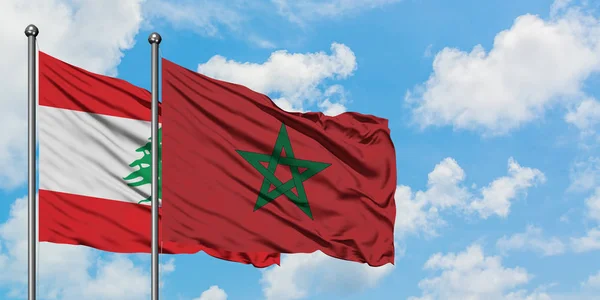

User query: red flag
[38,51,279,267]
[162,58,396,266]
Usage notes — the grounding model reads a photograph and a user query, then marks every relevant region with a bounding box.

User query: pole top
[24,24,39,37]
[148,32,162,45]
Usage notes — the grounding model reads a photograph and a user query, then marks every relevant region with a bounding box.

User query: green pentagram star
[236,124,331,219]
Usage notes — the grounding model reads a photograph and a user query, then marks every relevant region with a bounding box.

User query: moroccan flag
[38,51,279,267]
[161,59,396,266]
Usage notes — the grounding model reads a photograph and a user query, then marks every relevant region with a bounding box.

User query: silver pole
[148,32,162,300]
[24,24,39,300]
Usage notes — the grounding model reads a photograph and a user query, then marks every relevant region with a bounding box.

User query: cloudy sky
[1,0,600,299]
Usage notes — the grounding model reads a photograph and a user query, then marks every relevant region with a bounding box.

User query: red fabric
[38,51,280,268]
[162,59,396,266]
[39,190,279,267]
[39,51,160,122]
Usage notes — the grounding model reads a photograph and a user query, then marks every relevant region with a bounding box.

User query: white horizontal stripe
[39,106,159,205]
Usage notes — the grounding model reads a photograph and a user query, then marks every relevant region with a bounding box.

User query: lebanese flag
[38,51,279,267]
[162,59,396,266]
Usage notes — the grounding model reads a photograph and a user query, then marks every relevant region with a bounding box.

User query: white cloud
[318,99,346,116]
[396,157,545,238]
[569,188,600,253]
[550,0,574,17]
[421,157,471,209]
[76,255,150,300]
[197,42,356,113]
[585,187,600,222]
[504,290,553,300]
[565,98,600,147]
[565,98,600,134]
[581,270,600,289]
[248,35,277,49]
[409,244,546,300]
[272,98,304,113]
[0,0,145,189]
[272,0,401,24]
[143,0,396,47]
[571,228,600,253]
[143,0,243,37]
[193,285,228,300]
[317,85,349,116]
[394,158,468,238]
[469,158,546,219]
[496,225,566,256]
[260,251,394,300]
[0,196,175,299]
[160,257,176,273]
[569,157,600,192]
[394,184,445,238]
[424,44,434,58]
[406,4,600,135]
[570,185,600,253]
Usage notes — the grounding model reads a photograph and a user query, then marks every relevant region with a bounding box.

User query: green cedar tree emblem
[123,127,162,204]
[236,124,331,219]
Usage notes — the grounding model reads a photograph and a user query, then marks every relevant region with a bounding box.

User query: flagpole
[24,24,39,300]
[148,32,162,300]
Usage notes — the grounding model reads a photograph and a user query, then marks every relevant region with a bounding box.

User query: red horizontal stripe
[39,51,162,122]
[39,189,279,267]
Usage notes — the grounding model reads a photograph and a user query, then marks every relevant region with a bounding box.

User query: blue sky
[1,0,600,299]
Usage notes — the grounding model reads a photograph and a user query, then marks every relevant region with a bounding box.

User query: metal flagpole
[25,24,39,300]
[148,32,162,300]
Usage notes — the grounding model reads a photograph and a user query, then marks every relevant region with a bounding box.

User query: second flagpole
[25,24,39,300]
[149,32,161,300]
